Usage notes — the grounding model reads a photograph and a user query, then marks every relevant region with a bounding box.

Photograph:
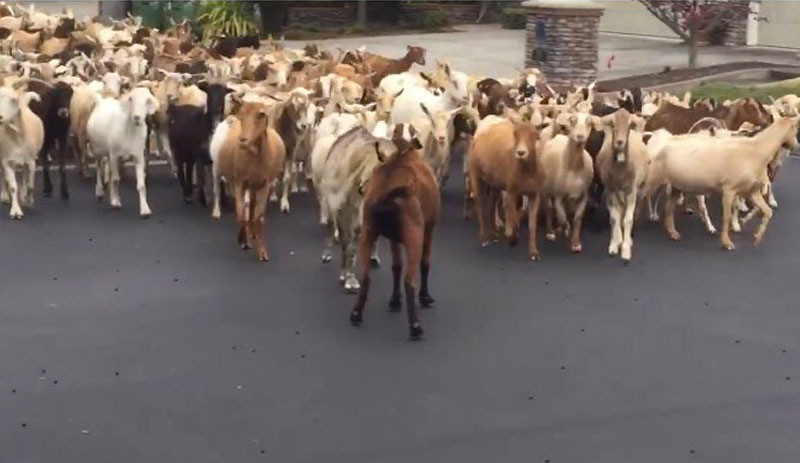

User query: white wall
[597,0,679,39]
[757,1,800,49]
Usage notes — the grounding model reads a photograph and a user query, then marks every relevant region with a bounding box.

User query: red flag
[606,54,616,69]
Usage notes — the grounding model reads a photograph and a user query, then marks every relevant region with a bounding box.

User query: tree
[357,0,367,29]
[638,0,744,68]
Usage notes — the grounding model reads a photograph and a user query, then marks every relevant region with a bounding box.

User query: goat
[209,102,286,261]
[0,84,44,219]
[350,125,440,340]
[595,109,648,262]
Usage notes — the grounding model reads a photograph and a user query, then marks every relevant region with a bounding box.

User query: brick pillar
[522,2,604,87]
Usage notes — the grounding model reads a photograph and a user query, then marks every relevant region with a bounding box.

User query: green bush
[501,9,526,30]
[408,10,451,30]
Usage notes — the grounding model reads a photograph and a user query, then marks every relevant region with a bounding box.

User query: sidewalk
[284,24,800,80]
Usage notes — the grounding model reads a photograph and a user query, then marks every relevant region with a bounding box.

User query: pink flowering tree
[639,0,750,68]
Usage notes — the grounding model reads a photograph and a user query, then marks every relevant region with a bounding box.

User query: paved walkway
[285,24,800,80]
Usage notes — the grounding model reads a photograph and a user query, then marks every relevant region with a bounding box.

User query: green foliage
[196,1,259,43]
[501,9,526,30]
[407,10,451,30]
[691,82,800,103]
[347,25,366,35]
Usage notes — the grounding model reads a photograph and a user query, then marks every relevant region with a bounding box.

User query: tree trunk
[477,1,491,23]
[357,0,367,29]
[688,20,699,68]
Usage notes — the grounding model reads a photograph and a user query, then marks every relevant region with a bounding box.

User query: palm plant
[196,1,259,43]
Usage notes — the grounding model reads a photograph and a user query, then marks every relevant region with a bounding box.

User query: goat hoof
[571,244,582,253]
[183,196,193,204]
[321,254,333,263]
[257,252,269,262]
[668,231,681,241]
[409,324,424,341]
[529,252,540,261]
[608,245,620,256]
[388,296,402,311]
[419,293,435,308]
[753,234,764,246]
[211,211,221,220]
[481,240,490,248]
[349,311,363,326]
[240,242,252,250]
[344,277,360,294]
[369,256,380,268]
[769,200,778,208]
[545,232,556,242]
[140,212,151,219]
[507,235,518,247]
[649,214,660,222]
[722,241,736,251]
[707,227,717,235]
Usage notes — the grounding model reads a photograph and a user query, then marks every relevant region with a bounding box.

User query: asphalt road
[2,154,799,463]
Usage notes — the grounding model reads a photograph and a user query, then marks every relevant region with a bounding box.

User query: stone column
[522,1,604,87]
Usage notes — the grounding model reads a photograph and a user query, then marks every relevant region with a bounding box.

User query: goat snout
[614,139,625,150]
[58,108,69,118]
[515,149,528,158]
[133,115,143,126]
[575,134,586,144]
[0,115,5,124]
[239,136,248,144]
[437,136,447,145]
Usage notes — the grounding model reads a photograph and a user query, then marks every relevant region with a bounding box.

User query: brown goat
[645,98,771,134]
[364,45,426,86]
[350,125,441,340]
[468,118,544,259]
[214,103,287,261]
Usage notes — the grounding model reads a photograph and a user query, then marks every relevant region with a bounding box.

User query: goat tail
[370,186,409,242]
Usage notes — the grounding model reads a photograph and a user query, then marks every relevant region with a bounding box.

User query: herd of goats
[1,5,799,338]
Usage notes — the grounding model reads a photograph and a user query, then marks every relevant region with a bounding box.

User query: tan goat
[648,115,800,250]
[539,112,599,252]
[210,103,286,261]
[468,118,544,259]
[595,109,648,262]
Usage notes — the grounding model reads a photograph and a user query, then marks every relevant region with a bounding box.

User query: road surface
[2,154,799,463]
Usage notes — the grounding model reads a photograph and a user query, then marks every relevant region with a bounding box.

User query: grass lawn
[691,81,800,103]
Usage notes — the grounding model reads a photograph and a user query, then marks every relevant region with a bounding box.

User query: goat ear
[146,96,159,115]
[374,141,385,162]
[632,116,646,132]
